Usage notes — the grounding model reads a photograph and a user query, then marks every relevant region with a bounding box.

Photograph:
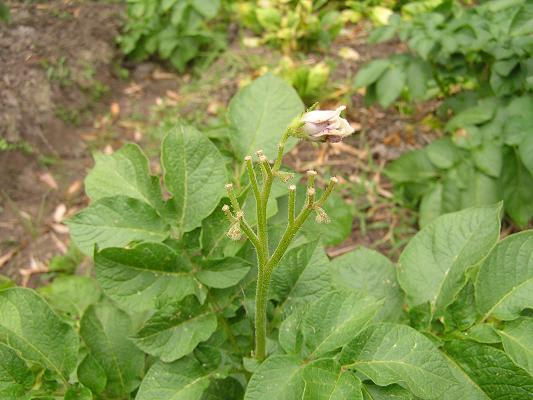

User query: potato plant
[353,0,533,227]
[1,75,533,400]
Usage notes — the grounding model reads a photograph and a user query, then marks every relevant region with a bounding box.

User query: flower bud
[300,106,355,143]
[227,222,242,241]
[314,206,331,224]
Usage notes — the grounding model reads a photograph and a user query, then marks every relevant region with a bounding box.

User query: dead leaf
[153,69,177,80]
[0,248,18,269]
[165,90,180,101]
[110,102,120,117]
[51,223,70,235]
[39,172,58,190]
[338,47,360,61]
[383,132,402,147]
[53,204,67,222]
[67,180,82,196]
[50,233,68,253]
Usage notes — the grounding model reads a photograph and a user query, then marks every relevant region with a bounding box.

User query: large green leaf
[501,147,533,227]
[439,349,491,400]
[331,247,404,321]
[136,358,213,400]
[85,144,166,216]
[245,356,363,400]
[376,65,406,108]
[340,323,457,399]
[67,195,169,255]
[398,205,501,316]
[196,257,251,289]
[269,240,332,312]
[39,275,101,320]
[132,296,217,362]
[475,230,533,321]
[444,340,533,399]
[95,242,203,313]
[302,290,381,358]
[362,384,414,400]
[161,125,226,233]
[0,288,78,382]
[80,300,144,397]
[354,59,391,88]
[497,317,533,375]
[228,73,304,159]
[0,343,34,400]
[77,354,107,395]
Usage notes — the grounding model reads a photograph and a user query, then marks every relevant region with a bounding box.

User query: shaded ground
[0,1,440,285]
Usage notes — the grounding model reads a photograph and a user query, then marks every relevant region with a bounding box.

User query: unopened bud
[315,207,331,224]
[227,223,242,240]
[277,171,294,182]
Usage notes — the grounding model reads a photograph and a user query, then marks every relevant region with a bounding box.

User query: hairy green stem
[236,130,337,361]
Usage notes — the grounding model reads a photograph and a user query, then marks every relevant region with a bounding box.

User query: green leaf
[519,133,533,176]
[398,205,501,316]
[278,304,306,355]
[200,201,243,259]
[201,377,244,400]
[80,300,144,397]
[301,359,363,400]
[228,73,304,160]
[497,317,533,376]
[0,288,78,382]
[132,296,217,362]
[136,358,213,400]
[466,323,501,344]
[472,143,502,178]
[439,349,492,400]
[406,59,428,100]
[376,65,406,108]
[0,343,34,400]
[340,323,457,399]
[501,147,533,227]
[192,0,220,19]
[475,230,533,321]
[39,275,101,320]
[270,240,332,312]
[354,59,391,88]
[95,242,203,313]
[302,290,380,357]
[161,125,226,233]
[331,247,404,322]
[245,356,363,400]
[301,192,352,246]
[196,257,251,289]
[444,340,533,399]
[426,138,459,170]
[67,195,169,255]
[77,354,107,395]
[419,183,443,228]
[64,385,93,400]
[446,101,497,132]
[85,144,166,216]
[385,149,437,183]
[362,384,414,400]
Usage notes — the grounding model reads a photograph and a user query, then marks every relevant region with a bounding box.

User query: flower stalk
[222,106,351,361]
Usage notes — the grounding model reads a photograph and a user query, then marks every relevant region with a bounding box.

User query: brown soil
[0,2,439,285]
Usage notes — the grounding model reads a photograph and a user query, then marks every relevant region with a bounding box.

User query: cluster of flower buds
[222,105,352,242]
